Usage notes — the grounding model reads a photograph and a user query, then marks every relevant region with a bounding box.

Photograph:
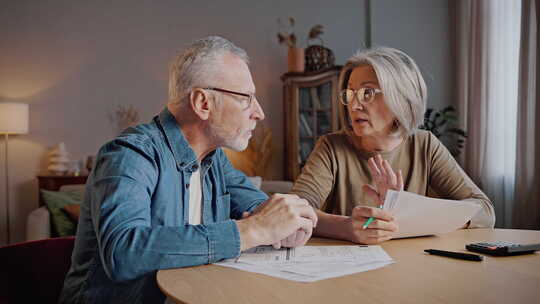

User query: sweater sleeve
[290,136,336,210]
[426,132,496,228]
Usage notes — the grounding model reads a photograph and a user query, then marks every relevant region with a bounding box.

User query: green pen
[362,205,383,229]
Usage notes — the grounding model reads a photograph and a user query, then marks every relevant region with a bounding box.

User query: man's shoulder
[100,121,163,156]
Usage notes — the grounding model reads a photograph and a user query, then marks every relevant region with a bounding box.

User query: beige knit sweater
[291,130,495,228]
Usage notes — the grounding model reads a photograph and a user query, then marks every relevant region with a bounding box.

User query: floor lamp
[0,102,29,244]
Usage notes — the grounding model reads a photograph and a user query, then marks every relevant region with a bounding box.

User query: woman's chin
[352,125,371,137]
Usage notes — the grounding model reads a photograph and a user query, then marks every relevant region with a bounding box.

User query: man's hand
[236,194,317,251]
[272,228,311,249]
[348,206,398,244]
[242,211,312,249]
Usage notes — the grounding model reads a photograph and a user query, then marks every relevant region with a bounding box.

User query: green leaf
[436,119,447,127]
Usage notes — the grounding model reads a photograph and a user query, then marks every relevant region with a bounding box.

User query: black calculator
[466,241,540,256]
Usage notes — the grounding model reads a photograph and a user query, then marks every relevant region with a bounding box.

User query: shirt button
[186,183,190,189]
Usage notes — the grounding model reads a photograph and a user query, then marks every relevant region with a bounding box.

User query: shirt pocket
[215,192,231,221]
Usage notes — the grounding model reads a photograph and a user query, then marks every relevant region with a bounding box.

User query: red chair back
[0,236,75,304]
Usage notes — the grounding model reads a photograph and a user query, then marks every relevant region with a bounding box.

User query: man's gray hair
[168,36,249,104]
[338,46,427,136]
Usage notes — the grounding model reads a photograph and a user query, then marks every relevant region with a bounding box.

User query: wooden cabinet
[281,66,342,181]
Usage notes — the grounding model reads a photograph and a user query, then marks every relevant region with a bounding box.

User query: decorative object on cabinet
[0,102,29,244]
[287,47,305,73]
[47,142,70,175]
[277,17,297,48]
[277,18,327,73]
[281,66,342,181]
[277,17,303,72]
[305,25,335,72]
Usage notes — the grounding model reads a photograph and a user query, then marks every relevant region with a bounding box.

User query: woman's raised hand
[363,154,403,205]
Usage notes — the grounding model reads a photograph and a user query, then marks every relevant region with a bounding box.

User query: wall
[372,0,452,110]
[0,0,450,244]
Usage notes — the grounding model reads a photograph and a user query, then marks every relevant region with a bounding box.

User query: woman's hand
[363,154,404,205]
[348,206,398,244]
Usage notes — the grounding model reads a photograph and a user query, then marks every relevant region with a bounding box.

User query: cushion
[59,184,86,192]
[26,206,51,241]
[41,190,84,237]
[63,204,81,222]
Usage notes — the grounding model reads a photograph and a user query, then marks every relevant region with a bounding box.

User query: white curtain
[454,0,522,228]
[513,0,540,229]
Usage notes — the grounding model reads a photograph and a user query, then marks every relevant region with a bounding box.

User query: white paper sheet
[383,190,482,238]
[215,245,394,282]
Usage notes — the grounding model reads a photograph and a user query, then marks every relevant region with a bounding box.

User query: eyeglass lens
[341,88,376,105]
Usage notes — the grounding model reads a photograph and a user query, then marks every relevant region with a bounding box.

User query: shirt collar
[156,107,215,171]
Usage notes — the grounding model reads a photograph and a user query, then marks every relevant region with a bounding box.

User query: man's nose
[252,98,265,120]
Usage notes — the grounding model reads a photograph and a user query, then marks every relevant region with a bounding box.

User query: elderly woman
[290,47,495,245]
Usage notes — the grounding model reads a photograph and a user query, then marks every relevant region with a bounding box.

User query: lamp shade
[0,102,29,134]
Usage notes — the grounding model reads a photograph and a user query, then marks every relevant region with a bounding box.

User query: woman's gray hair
[168,36,249,104]
[338,46,427,136]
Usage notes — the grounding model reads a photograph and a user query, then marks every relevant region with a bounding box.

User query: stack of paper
[384,190,482,239]
[215,245,394,282]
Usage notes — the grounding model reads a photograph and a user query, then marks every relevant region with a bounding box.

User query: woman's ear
[190,88,211,120]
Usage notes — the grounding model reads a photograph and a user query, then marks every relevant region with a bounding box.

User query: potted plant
[277,17,304,72]
[419,106,467,157]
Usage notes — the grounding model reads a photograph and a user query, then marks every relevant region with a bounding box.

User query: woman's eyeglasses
[339,88,382,106]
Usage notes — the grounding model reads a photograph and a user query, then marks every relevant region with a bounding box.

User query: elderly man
[60,36,317,303]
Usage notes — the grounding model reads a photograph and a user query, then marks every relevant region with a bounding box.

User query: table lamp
[0,102,29,244]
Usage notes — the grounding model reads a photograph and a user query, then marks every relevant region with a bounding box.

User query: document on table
[214,245,394,282]
[384,190,482,239]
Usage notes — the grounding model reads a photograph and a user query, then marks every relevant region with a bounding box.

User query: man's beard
[206,120,250,152]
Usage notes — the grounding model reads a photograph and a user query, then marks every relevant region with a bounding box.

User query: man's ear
[190,88,211,120]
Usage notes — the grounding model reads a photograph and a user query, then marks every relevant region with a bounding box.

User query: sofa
[26,177,293,241]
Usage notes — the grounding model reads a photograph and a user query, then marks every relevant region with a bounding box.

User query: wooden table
[157,229,540,304]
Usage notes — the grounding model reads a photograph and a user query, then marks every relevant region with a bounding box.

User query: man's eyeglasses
[339,88,382,106]
[203,87,256,109]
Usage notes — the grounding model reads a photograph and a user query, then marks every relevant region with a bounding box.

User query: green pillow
[41,189,84,237]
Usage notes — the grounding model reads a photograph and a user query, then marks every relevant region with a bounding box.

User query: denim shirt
[60,108,268,303]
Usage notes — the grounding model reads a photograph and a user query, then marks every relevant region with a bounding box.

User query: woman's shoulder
[406,129,448,159]
[408,129,441,146]
[317,130,355,151]
[319,129,349,142]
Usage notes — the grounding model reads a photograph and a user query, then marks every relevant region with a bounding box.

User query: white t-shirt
[188,168,202,225]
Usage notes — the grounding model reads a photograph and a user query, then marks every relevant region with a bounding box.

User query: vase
[287,47,305,73]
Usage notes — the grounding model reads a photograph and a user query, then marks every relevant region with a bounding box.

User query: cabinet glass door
[297,81,333,165]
